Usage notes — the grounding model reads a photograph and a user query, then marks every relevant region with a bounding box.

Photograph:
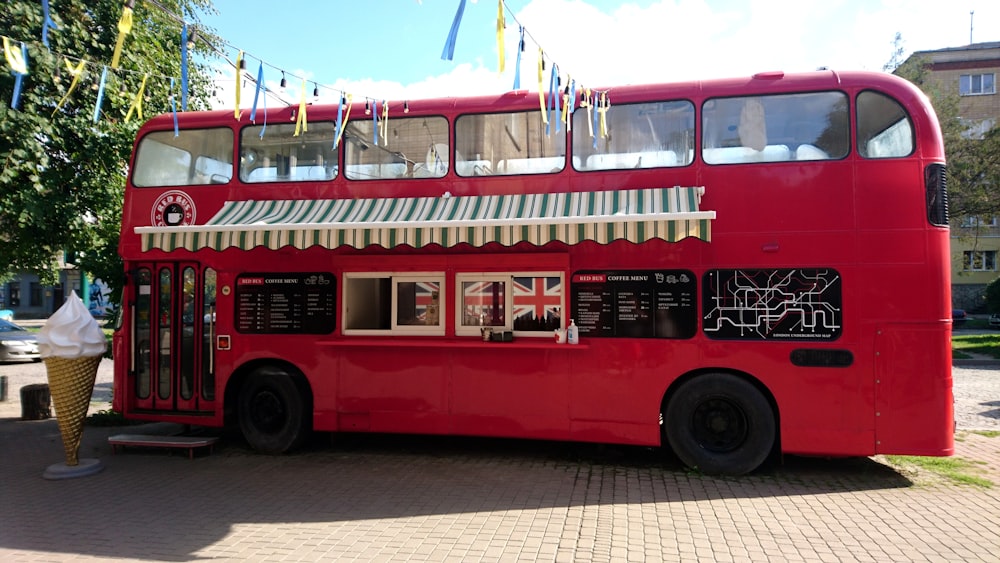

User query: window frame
[132,127,235,187]
[963,250,998,272]
[341,272,446,336]
[571,99,696,172]
[701,90,850,165]
[959,73,996,96]
[455,272,564,338]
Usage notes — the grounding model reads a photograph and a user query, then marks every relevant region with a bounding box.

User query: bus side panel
[772,361,876,457]
[874,324,954,456]
[450,348,571,438]
[336,347,450,434]
[567,340,695,446]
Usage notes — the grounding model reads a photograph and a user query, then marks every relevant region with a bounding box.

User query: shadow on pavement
[0,419,911,561]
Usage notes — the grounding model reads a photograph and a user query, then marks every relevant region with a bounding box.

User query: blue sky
[199,0,1000,105]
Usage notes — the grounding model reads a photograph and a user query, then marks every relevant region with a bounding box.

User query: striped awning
[137,186,714,252]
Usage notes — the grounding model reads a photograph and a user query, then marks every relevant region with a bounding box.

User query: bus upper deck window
[455,111,565,177]
[345,116,450,180]
[133,128,234,187]
[240,122,339,183]
[571,101,694,171]
[857,91,914,158]
[702,92,848,164]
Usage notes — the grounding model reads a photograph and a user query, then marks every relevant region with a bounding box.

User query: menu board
[235,273,336,334]
[571,270,696,339]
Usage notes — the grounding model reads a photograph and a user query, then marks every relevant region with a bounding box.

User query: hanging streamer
[440,0,467,61]
[170,77,179,136]
[250,62,264,122]
[599,92,609,138]
[3,38,28,110]
[380,99,389,146]
[561,75,571,128]
[111,0,135,69]
[52,58,86,117]
[294,79,308,136]
[92,66,108,123]
[537,49,546,124]
[124,73,147,123]
[333,94,354,148]
[257,69,268,140]
[568,79,577,131]
[372,99,379,146]
[41,0,59,48]
[234,50,243,120]
[546,64,558,135]
[513,27,524,90]
[180,23,189,111]
[590,91,599,148]
[496,0,505,74]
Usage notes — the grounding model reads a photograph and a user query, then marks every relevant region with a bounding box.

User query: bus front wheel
[664,373,775,475]
[238,367,310,454]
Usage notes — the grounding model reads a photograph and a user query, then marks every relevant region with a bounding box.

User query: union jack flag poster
[512,276,562,331]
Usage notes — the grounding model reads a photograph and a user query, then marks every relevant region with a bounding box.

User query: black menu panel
[235,273,336,334]
[571,270,696,339]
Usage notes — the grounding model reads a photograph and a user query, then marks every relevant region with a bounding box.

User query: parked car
[952,309,968,327]
[0,309,13,321]
[990,313,1000,328]
[0,319,41,363]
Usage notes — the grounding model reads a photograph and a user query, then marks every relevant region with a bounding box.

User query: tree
[891,39,1000,224]
[0,0,217,294]
[984,277,1000,314]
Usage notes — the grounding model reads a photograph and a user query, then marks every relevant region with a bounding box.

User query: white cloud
[210,0,1000,110]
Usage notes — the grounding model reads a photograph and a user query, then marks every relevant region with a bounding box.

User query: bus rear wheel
[238,367,310,454]
[664,372,775,475]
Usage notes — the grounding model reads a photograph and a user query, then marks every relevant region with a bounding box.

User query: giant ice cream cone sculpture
[38,291,107,473]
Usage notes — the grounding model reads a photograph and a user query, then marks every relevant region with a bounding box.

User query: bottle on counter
[567,319,579,345]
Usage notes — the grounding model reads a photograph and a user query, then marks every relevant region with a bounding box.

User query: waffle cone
[44,355,102,466]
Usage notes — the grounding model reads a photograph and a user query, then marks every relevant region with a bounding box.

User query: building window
[8,283,20,307]
[959,73,996,96]
[960,216,998,228]
[963,250,998,272]
[29,282,43,307]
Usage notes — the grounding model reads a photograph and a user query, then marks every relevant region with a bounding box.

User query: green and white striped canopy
[137,186,714,252]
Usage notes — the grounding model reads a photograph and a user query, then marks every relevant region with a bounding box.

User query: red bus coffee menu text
[235,273,336,334]
[571,270,697,339]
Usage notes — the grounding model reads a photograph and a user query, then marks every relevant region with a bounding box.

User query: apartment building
[906,42,1000,311]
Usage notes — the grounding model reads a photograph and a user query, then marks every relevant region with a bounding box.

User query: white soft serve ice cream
[38,291,107,358]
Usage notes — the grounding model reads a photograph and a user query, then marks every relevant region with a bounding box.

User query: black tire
[664,372,775,475]
[238,367,310,454]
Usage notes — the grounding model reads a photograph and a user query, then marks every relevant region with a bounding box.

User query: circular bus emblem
[151,191,197,227]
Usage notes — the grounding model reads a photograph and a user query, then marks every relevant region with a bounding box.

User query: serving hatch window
[132,128,234,187]
[343,273,445,335]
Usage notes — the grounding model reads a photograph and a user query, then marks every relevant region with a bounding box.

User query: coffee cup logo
[150,190,197,227]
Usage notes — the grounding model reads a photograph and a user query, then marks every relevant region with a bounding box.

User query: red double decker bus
[113,69,953,474]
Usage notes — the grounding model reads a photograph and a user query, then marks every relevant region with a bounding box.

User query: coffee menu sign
[235,273,336,334]
[571,270,697,339]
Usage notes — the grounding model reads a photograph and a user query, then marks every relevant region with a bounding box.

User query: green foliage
[892,43,1000,225]
[952,332,1000,358]
[985,277,1000,313]
[0,0,218,293]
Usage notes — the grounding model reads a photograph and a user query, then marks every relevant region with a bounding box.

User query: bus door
[130,263,217,413]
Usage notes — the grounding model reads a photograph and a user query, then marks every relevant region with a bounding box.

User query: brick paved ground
[1,359,999,562]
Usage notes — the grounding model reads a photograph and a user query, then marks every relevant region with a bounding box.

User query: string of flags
[2,0,611,147]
